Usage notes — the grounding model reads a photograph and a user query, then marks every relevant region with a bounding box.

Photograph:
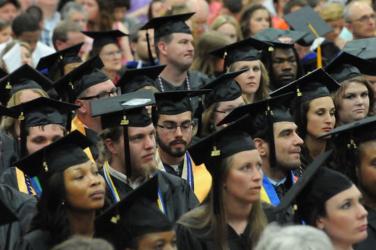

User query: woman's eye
[340,202,351,209]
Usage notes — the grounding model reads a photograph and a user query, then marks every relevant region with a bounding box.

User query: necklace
[158,73,191,92]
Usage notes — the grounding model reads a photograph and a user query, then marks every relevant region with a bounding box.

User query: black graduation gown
[0,184,37,250]
[176,222,252,250]
[355,207,376,250]
[0,132,18,172]
[101,169,199,222]
[15,230,51,250]
[0,167,22,190]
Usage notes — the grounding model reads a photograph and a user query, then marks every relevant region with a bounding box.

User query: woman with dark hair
[271,69,340,170]
[15,131,106,250]
[177,118,267,250]
[239,4,271,39]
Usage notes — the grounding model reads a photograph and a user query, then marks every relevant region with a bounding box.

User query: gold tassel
[120,115,129,126]
[111,214,120,224]
[43,161,48,172]
[211,146,221,157]
[5,81,11,89]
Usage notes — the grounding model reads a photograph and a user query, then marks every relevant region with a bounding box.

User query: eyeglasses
[79,88,118,100]
[157,121,195,133]
[352,14,376,23]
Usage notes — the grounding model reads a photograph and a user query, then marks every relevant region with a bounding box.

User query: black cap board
[95,175,172,249]
[82,30,128,50]
[141,13,194,39]
[254,28,307,48]
[0,64,53,105]
[326,51,376,81]
[118,65,166,94]
[269,68,340,102]
[14,130,91,188]
[155,89,210,115]
[343,37,376,63]
[53,56,105,102]
[36,42,83,80]
[284,6,333,45]
[202,69,246,108]
[211,37,272,69]
[91,90,155,178]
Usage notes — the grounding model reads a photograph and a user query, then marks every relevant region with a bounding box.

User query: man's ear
[254,137,267,157]
[157,41,168,57]
[345,21,353,33]
[74,99,87,115]
[103,138,117,155]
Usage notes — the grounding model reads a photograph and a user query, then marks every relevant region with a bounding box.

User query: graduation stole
[16,168,42,196]
[71,116,94,161]
[183,152,194,190]
[260,171,298,206]
[102,162,167,215]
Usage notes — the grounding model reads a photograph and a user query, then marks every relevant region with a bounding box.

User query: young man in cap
[93,91,198,222]
[154,90,212,203]
[0,97,77,196]
[142,13,208,101]
[219,94,304,206]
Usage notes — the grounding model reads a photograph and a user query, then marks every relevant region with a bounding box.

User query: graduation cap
[271,149,346,224]
[53,56,105,102]
[118,65,166,94]
[0,64,53,105]
[36,42,83,81]
[327,51,376,81]
[95,175,172,249]
[211,37,272,70]
[7,97,79,157]
[343,37,376,63]
[254,28,307,48]
[189,116,255,213]
[269,68,340,103]
[155,89,210,115]
[82,30,128,51]
[202,69,246,108]
[91,90,155,177]
[284,6,333,46]
[14,130,91,187]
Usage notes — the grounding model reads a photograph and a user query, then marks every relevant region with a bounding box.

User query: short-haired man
[154,90,212,203]
[344,1,376,40]
[52,20,86,51]
[127,28,156,69]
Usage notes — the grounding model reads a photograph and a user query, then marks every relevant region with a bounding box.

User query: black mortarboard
[53,56,105,102]
[141,13,194,39]
[96,175,172,249]
[274,150,342,224]
[325,51,375,82]
[343,37,376,63]
[14,130,91,187]
[284,6,333,45]
[211,37,272,69]
[270,68,340,103]
[0,64,53,105]
[91,90,155,177]
[7,97,78,157]
[36,43,83,81]
[155,89,210,115]
[202,69,245,108]
[118,65,165,94]
[82,30,128,50]
[189,118,255,213]
[254,28,307,48]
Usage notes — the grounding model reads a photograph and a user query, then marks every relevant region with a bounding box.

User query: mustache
[170,139,187,146]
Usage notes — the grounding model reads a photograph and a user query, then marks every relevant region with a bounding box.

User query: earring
[61,200,65,206]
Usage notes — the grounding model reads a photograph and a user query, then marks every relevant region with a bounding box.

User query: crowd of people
[0,0,375,249]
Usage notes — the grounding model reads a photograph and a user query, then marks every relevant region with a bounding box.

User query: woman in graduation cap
[176,117,267,250]
[15,131,106,250]
[270,69,340,170]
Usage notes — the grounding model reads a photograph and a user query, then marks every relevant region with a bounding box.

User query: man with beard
[141,13,209,113]
[93,91,198,222]
[219,94,303,206]
[154,90,212,203]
